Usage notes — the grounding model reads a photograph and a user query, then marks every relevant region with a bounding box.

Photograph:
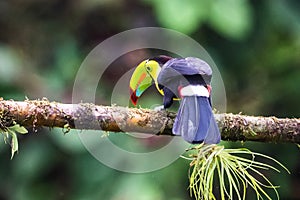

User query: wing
[157,57,212,87]
[169,57,212,75]
[157,57,212,97]
[158,57,212,79]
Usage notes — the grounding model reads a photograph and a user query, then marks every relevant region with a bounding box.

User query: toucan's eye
[146,66,152,72]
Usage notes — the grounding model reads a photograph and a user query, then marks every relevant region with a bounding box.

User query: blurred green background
[0,0,299,199]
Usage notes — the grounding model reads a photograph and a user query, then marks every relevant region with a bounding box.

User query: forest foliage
[0,0,299,199]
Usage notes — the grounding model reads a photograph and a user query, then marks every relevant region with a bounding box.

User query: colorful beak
[129,60,153,105]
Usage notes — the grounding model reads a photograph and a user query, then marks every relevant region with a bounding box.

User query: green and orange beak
[129,60,154,105]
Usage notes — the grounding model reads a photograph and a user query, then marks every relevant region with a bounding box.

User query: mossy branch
[0,99,299,143]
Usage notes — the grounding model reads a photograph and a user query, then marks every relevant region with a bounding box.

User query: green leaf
[9,124,28,134]
[0,124,27,159]
[2,131,9,144]
[8,129,18,159]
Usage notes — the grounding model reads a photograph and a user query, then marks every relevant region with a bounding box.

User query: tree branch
[0,99,299,143]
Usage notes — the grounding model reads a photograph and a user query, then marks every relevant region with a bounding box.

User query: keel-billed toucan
[129,55,220,144]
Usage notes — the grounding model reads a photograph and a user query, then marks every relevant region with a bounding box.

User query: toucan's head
[129,55,172,105]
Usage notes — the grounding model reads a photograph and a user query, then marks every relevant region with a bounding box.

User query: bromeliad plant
[182,143,290,200]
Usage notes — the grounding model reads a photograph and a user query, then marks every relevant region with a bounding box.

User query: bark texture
[0,99,299,143]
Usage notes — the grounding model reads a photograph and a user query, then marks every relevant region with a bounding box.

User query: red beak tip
[130,89,138,106]
[130,99,138,106]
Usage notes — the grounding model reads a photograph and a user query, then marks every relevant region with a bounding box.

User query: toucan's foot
[153,105,165,111]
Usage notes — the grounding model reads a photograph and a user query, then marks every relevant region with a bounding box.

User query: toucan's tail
[173,96,220,144]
